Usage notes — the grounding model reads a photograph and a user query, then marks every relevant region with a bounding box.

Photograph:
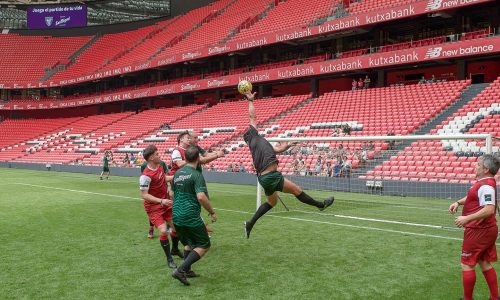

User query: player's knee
[159,228,168,236]
[291,186,302,196]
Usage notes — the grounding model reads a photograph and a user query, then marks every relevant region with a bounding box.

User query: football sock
[149,221,154,227]
[171,235,180,251]
[159,235,172,259]
[248,202,273,227]
[462,270,476,300]
[482,268,498,299]
[296,192,323,208]
[179,251,200,273]
[183,250,191,270]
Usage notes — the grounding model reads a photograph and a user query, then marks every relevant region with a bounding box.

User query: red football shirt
[462,177,497,229]
[140,164,167,212]
[168,146,186,176]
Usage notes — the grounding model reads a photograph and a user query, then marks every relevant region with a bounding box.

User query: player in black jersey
[242,91,335,238]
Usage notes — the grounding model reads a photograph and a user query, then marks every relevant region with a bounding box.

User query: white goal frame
[256,134,494,210]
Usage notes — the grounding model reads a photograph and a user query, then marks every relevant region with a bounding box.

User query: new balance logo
[425,0,442,11]
[425,47,442,59]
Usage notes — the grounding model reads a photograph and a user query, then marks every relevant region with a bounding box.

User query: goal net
[256,134,499,235]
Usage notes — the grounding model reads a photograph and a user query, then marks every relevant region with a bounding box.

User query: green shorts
[102,166,109,172]
[258,171,285,196]
[174,224,211,249]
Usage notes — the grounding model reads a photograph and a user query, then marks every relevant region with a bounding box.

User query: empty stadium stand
[209,80,472,173]
[0,34,91,83]
[366,78,500,183]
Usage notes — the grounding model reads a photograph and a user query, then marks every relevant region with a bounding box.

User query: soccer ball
[238,80,252,95]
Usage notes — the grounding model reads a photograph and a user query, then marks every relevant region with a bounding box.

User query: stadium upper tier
[0,34,91,83]
[2,80,499,185]
[0,0,494,86]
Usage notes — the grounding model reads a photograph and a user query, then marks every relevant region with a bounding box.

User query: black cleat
[171,248,184,258]
[319,196,335,211]
[167,258,177,269]
[244,221,252,239]
[185,270,199,278]
[172,269,190,286]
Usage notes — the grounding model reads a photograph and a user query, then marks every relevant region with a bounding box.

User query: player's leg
[461,263,477,300]
[99,170,104,180]
[157,222,176,269]
[478,228,499,300]
[244,192,278,238]
[479,260,498,300]
[106,170,110,179]
[147,220,154,239]
[282,178,334,211]
[167,218,183,258]
[176,224,210,280]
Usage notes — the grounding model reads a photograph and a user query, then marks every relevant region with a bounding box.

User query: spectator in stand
[418,76,426,84]
[333,159,343,177]
[325,161,333,177]
[387,129,396,150]
[429,74,436,83]
[352,79,358,90]
[342,124,351,135]
[210,164,216,171]
[239,162,246,173]
[342,156,352,178]
[227,164,233,172]
[130,153,136,165]
[314,157,323,176]
[357,78,364,90]
[363,75,371,89]
[122,153,130,167]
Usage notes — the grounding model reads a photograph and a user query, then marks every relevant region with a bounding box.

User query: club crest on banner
[45,16,53,26]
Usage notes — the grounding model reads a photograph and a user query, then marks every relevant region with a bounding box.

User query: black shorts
[174,224,211,249]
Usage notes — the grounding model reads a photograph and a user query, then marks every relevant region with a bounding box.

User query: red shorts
[147,205,172,228]
[461,226,498,266]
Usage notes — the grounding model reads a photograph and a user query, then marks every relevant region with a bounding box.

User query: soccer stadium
[0,0,499,298]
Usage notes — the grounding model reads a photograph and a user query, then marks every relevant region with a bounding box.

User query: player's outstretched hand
[245,91,257,102]
[449,202,459,214]
[215,149,225,158]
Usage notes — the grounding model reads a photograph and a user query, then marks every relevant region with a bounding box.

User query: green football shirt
[172,165,208,227]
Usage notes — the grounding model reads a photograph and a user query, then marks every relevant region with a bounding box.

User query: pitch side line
[272,209,459,230]
[10,183,467,240]
[14,183,140,201]
[216,208,466,242]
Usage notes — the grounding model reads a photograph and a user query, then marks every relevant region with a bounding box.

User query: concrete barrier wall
[0,162,470,199]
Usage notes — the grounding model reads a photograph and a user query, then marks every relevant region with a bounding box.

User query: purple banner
[27,4,87,29]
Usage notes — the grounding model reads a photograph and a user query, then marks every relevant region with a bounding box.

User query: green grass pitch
[0,168,497,299]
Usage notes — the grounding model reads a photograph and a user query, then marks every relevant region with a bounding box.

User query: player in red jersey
[449,154,500,300]
[139,145,176,269]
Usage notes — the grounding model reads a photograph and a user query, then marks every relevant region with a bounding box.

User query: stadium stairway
[358,82,490,177]
[42,34,102,82]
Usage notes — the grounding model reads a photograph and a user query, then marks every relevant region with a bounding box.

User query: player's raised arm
[245,91,258,129]
[273,141,296,153]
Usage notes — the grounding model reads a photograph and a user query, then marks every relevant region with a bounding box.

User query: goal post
[255,134,498,231]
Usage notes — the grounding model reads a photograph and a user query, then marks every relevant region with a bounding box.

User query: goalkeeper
[243,91,335,238]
